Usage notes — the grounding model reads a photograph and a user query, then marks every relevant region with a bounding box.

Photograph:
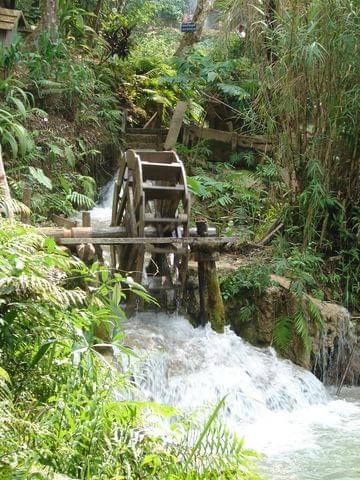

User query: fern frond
[273,315,293,352]
[67,191,95,209]
[294,310,311,352]
[0,194,31,217]
[307,298,324,327]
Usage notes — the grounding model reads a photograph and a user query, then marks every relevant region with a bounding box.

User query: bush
[0,220,262,479]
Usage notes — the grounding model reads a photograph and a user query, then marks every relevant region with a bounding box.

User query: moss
[205,260,225,334]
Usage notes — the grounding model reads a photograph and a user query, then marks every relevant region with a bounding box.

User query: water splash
[91,176,115,227]
[122,313,360,478]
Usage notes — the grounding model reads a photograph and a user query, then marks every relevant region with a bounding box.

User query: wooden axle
[57,236,237,246]
[39,226,218,242]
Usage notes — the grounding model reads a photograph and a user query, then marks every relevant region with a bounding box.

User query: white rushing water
[123,313,360,480]
[90,183,360,479]
[91,178,114,228]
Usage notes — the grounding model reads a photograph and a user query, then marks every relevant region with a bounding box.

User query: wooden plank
[58,237,238,246]
[143,111,158,129]
[144,215,188,224]
[142,162,181,182]
[164,101,189,150]
[143,183,185,200]
[126,128,168,135]
[189,125,233,143]
[0,7,21,16]
[40,225,218,239]
[187,125,272,152]
[136,151,175,164]
[0,21,14,30]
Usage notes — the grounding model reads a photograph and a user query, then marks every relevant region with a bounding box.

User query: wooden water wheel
[111,149,190,301]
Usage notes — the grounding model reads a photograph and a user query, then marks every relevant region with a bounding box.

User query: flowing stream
[124,314,360,480]
[92,182,360,480]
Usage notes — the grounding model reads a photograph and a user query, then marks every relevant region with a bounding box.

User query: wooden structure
[110,149,191,298]
[0,8,30,46]
[183,124,272,152]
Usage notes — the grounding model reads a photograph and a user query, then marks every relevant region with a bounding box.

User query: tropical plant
[0,220,263,479]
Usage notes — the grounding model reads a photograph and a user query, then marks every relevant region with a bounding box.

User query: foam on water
[89,182,360,478]
[122,313,360,478]
[90,177,114,227]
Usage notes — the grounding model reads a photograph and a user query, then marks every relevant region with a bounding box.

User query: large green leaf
[29,167,53,190]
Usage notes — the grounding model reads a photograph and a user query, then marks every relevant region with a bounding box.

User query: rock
[185,266,358,385]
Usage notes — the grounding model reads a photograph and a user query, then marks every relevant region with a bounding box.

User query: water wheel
[111,149,190,303]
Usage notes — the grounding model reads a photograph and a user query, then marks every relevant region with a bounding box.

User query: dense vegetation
[0,0,359,477]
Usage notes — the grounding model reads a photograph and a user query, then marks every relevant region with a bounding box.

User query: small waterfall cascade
[123,313,360,478]
[91,176,115,227]
[124,314,329,449]
[125,314,328,415]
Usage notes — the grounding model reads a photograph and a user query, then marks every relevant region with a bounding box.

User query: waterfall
[90,176,115,227]
[122,313,360,478]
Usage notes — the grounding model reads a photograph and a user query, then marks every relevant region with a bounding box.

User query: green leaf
[64,145,76,167]
[29,166,53,190]
[186,396,227,468]
[9,96,27,117]
[30,340,57,367]
[49,143,64,157]
[187,176,202,196]
[0,366,10,383]
[217,83,250,99]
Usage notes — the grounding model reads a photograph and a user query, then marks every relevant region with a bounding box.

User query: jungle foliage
[0,220,261,480]
[0,0,359,475]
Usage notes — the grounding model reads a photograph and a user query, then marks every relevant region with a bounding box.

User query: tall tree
[175,0,212,56]
[28,0,58,43]
[39,0,58,39]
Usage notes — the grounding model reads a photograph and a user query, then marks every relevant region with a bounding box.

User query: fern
[0,193,30,218]
[29,166,53,190]
[217,83,251,99]
[307,298,324,327]
[273,315,293,353]
[294,310,311,353]
[67,191,95,209]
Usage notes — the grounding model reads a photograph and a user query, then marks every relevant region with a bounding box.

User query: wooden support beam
[194,220,225,333]
[197,221,208,327]
[164,101,189,150]
[39,225,218,240]
[57,236,237,246]
[82,211,91,227]
[185,125,272,152]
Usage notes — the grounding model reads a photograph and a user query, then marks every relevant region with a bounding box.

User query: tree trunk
[28,0,58,43]
[265,0,278,63]
[0,145,14,219]
[175,0,212,56]
[91,0,104,33]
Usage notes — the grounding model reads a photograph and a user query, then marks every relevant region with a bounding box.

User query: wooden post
[82,210,91,227]
[197,220,208,327]
[204,251,225,334]
[196,220,225,333]
[164,101,189,150]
